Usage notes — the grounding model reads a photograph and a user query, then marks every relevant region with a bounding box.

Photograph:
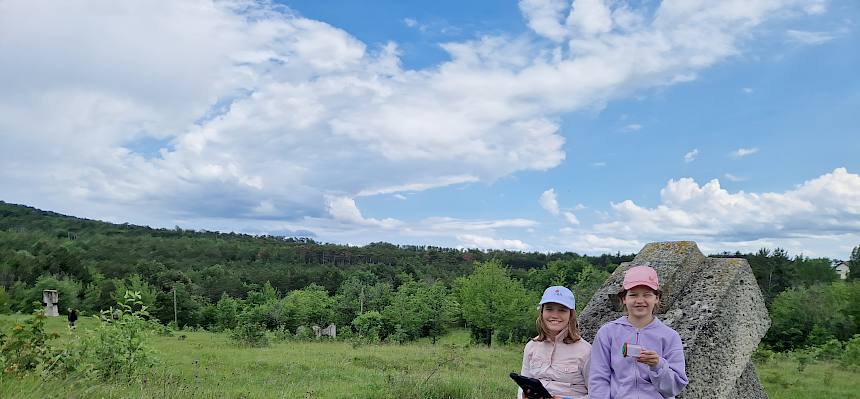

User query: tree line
[0,200,858,349]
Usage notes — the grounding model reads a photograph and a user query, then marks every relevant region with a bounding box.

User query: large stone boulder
[578,241,770,399]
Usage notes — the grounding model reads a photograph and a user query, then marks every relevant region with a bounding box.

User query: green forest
[1,200,859,351]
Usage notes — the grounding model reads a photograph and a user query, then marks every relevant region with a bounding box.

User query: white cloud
[593,167,860,246]
[539,188,561,215]
[457,234,530,250]
[785,30,837,45]
[732,147,759,158]
[563,211,580,225]
[624,123,643,131]
[592,162,607,168]
[0,0,824,249]
[326,196,402,228]
[742,87,754,94]
[566,0,613,37]
[723,173,748,182]
[519,0,571,42]
[357,175,479,197]
[393,194,407,200]
[555,233,643,255]
[684,149,699,163]
[403,18,418,28]
[804,2,827,15]
[421,217,538,232]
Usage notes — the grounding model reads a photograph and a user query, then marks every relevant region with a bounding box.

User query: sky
[1,0,859,259]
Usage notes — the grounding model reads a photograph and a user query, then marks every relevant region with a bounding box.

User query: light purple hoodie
[588,316,688,399]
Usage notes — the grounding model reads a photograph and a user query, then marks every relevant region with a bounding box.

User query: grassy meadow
[1,314,858,399]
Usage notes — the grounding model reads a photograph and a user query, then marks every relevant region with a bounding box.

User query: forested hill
[0,200,630,304]
[2,200,855,351]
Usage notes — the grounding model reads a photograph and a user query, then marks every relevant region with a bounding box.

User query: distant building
[834,261,850,280]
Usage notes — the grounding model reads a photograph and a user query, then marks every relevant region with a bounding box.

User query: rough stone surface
[43,289,59,317]
[578,241,770,399]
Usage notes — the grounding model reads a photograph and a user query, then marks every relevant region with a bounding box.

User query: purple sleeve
[647,332,689,397]
[588,327,612,399]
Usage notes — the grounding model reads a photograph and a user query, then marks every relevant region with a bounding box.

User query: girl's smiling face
[623,285,659,319]
[541,302,571,335]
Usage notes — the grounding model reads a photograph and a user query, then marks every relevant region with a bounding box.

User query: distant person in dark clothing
[67,308,78,330]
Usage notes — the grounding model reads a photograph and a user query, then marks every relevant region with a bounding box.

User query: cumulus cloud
[592,168,860,247]
[539,188,561,215]
[563,211,580,225]
[0,0,824,249]
[532,168,860,257]
[684,149,699,163]
[519,0,571,42]
[326,196,402,228]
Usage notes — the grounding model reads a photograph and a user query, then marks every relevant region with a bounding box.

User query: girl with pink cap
[517,286,591,399]
[588,266,688,398]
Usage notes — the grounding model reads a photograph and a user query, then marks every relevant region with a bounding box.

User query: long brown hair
[533,304,581,344]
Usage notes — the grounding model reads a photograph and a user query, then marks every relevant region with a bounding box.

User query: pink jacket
[519,330,591,399]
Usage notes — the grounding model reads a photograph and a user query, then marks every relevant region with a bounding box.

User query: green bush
[0,287,11,314]
[230,312,269,347]
[213,293,240,331]
[841,334,860,368]
[0,309,60,376]
[294,325,313,340]
[791,347,816,373]
[751,346,775,365]
[73,290,157,381]
[816,339,844,361]
[269,326,292,342]
[352,311,383,343]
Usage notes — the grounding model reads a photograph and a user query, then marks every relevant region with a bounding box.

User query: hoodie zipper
[635,329,640,399]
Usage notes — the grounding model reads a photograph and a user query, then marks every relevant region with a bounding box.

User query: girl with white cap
[588,265,688,398]
[518,286,591,399]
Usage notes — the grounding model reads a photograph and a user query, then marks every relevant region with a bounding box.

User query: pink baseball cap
[622,265,660,291]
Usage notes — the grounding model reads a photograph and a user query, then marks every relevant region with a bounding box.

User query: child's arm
[587,327,612,399]
[581,355,590,390]
[646,333,689,398]
[517,344,530,399]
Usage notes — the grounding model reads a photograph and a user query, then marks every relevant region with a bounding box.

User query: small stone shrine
[578,241,771,399]
[43,289,59,317]
[313,324,337,338]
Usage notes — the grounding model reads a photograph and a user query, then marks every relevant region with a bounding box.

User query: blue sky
[1,0,858,258]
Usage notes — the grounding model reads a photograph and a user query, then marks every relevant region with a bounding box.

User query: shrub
[213,293,240,331]
[74,290,157,382]
[0,287,11,314]
[841,334,860,368]
[352,311,383,343]
[751,346,774,365]
[816,338,844,361]
[791,347,817,373]
[0,309,60,375]
[230,312,269,347]
[294,325,313,340]
[269,326,292,342]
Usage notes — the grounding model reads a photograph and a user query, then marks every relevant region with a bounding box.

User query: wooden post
[173,286,178,327]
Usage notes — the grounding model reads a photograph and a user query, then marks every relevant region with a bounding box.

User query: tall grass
[2,315,858,398]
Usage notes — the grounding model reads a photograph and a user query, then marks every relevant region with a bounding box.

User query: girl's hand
[635,350,660,367]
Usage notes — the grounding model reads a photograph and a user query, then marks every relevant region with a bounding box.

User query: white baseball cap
[539,286,575,310]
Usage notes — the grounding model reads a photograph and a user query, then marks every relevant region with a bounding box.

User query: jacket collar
[612,315,663,330]
[553,327,570,343]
